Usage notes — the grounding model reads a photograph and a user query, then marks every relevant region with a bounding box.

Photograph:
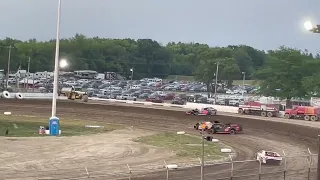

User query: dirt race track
[0,99,319,180]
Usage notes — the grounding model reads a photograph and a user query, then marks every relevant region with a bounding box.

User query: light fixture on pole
[58,59,68,90]
[49,0,62,136]
[59,59,68,69]
[304,20,320,33]
[130,68,134,81]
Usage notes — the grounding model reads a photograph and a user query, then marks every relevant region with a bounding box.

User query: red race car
[186,107,217,116]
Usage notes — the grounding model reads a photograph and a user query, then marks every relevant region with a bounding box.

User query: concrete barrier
[185,102,238,113]
[1,93,240,114]
[85,98,238,113]
[0,92,67,100]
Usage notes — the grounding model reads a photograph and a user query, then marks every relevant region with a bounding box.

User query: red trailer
[238,101,279,117]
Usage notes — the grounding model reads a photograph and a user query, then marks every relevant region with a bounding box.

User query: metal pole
[164,160,168,180]
[242,72,245,87]
[130,68,133,89]
[317,135,320,180]
[32,73,35,92]
[26,57,30,91]
[201,128,204,180]
[6,45,12,89]
[214,62,219,105]
[52,0,62,118]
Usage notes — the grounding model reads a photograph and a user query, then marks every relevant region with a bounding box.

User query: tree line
[1,34,320,99]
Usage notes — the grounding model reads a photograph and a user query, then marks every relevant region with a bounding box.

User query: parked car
[116,94,137,101]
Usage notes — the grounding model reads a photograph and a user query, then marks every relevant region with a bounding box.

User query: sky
[1,0,320,53]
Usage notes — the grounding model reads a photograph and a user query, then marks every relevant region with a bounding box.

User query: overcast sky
[1,0,320,53]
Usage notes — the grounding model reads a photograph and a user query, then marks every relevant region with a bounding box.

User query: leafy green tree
[254,46,314,106]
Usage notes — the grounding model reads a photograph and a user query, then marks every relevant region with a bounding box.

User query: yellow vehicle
[66,86,88,102]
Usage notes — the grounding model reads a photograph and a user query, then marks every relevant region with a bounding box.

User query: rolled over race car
[256,150,282,165]
[194,121,242,135]
[186,107,217,116]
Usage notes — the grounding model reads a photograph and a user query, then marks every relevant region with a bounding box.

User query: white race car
[256,150,282,165]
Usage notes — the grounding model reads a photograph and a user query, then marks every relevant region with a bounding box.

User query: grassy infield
[1,75,232,159]
[0,116,225,159]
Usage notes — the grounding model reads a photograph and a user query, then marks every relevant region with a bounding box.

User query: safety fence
[1,150,317,180]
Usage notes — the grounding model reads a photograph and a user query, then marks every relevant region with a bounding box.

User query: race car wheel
[230,129,236,135]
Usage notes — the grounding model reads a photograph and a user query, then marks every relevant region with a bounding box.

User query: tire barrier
[15,93,23,100]
[2,91,10,99]
[221,148,232,153]
[176,131,185,135]
[166,164,178,169]
[211,139,219,142]
[82,95,88,102]
[4,112,11,115]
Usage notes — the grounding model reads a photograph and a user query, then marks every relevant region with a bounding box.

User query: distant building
[74,70,98,79]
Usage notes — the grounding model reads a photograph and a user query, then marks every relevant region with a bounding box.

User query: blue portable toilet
[49,117,60,136]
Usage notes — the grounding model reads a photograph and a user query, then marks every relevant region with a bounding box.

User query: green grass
[166,75,195,81]
[134,132,227,160]
[166,75,259,85]
[232,80,260,86]
[0,115,121,137]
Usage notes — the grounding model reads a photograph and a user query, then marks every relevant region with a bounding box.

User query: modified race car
[194,121,242,135]
[256,150,282,165]
[186,107,217,116]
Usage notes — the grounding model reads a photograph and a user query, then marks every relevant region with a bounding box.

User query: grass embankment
[0,115,121,137]
[135,132,226,160]
[166,75,260,85]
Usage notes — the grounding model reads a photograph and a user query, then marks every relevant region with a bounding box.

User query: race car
[255,150,282,165]
[207,121,242,135]
[186,107,217,116]
[194,121,213,130]
[194,121,242,135]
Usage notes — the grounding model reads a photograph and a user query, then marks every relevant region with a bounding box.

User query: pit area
[0,99,318,180]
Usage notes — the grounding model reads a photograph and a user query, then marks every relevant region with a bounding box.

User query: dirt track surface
[0,99,319,180]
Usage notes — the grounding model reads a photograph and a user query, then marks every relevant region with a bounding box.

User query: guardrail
[1,91,286,116]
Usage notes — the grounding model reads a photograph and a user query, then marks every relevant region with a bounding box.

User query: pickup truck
[116,94,137,101]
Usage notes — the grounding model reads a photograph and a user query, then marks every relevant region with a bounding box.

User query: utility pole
[242,72,246,87]
[6,45,13,89]
[317,135,320,180]
[214,62,220,105]
[201,127,205,180]
[26,57,30,91]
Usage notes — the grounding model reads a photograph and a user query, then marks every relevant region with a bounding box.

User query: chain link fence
[1,151,318,180]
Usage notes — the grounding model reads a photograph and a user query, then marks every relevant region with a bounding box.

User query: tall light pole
[242,72,246,87]
[6,45,13,89]
[25,57,30,91]
[52,0,62,118]
[130,68,133,89]
[48,0,62,137]
[214,62,220,105]
[130,68,134,81]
